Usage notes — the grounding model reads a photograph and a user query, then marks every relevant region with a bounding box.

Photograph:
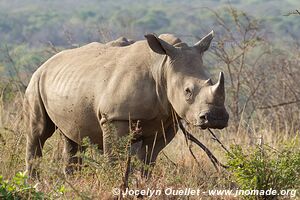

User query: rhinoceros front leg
[100,117,130,158]
[137,124,177,177]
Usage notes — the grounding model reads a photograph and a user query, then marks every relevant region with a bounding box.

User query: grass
[0,95,299,200]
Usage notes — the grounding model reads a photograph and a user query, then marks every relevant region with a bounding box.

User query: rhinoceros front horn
[211,72,225,104]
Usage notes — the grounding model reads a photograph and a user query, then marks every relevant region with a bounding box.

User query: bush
[226,137,300,199]
[0,172,44,200]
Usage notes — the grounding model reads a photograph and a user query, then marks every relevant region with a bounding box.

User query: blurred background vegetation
[0,0,299,82]
[0,0,299,46]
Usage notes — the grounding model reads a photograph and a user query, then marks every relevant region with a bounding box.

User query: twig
[257,100,300,109]
[47,41,59,53]
[178,120,228,171]
[207,128,231,156]
[119,150,130,200]
[185,137,202,168]
[283,9,300,16]
[178,119,202,167]
[239,78,263,116]
[147,132,157,178]
[0,133,5,145]
[1,45,27,91]
[1,126,16,133]
[119,120,143,199]
[51,168,91,200]
[162,152,177,167]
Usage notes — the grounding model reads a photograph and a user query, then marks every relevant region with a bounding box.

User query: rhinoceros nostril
[199,114,207,121]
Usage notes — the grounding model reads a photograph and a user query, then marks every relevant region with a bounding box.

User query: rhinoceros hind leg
[25,110,55,179]
[62,134,82,175]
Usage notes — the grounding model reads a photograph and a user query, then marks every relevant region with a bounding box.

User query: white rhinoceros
[24,31,229,175]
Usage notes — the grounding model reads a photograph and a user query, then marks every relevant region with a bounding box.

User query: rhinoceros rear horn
[211,72,225,103]
[194,30,214,53]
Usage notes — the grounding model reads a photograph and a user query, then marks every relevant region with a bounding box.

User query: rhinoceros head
[145,31,229,129]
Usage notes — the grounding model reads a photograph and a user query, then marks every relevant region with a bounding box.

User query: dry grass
[0,94,298,200]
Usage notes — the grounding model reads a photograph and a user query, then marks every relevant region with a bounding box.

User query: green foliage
[226,138,300,199]
[0,172,44,199]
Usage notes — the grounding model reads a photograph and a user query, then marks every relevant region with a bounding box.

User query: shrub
[226,137,300,199]
[0,171,44,200]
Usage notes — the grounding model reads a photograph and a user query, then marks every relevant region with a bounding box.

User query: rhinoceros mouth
[194,115,229,130]
[194,120,209,129]
[198,124,208,130]
[198,120,228,129]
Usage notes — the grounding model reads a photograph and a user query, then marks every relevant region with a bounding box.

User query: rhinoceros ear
[194,30,214,53]
[145,33,177,56]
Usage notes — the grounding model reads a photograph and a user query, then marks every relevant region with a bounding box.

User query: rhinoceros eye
[184,87,193,102]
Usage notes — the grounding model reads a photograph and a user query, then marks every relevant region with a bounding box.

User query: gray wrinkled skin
[24,32,229,175]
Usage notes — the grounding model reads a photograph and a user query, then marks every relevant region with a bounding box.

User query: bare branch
[178,120,228,171]
[257,100,300,110]
[283,9,300,16]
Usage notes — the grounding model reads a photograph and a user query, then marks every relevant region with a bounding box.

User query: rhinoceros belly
[41,86,103,145]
